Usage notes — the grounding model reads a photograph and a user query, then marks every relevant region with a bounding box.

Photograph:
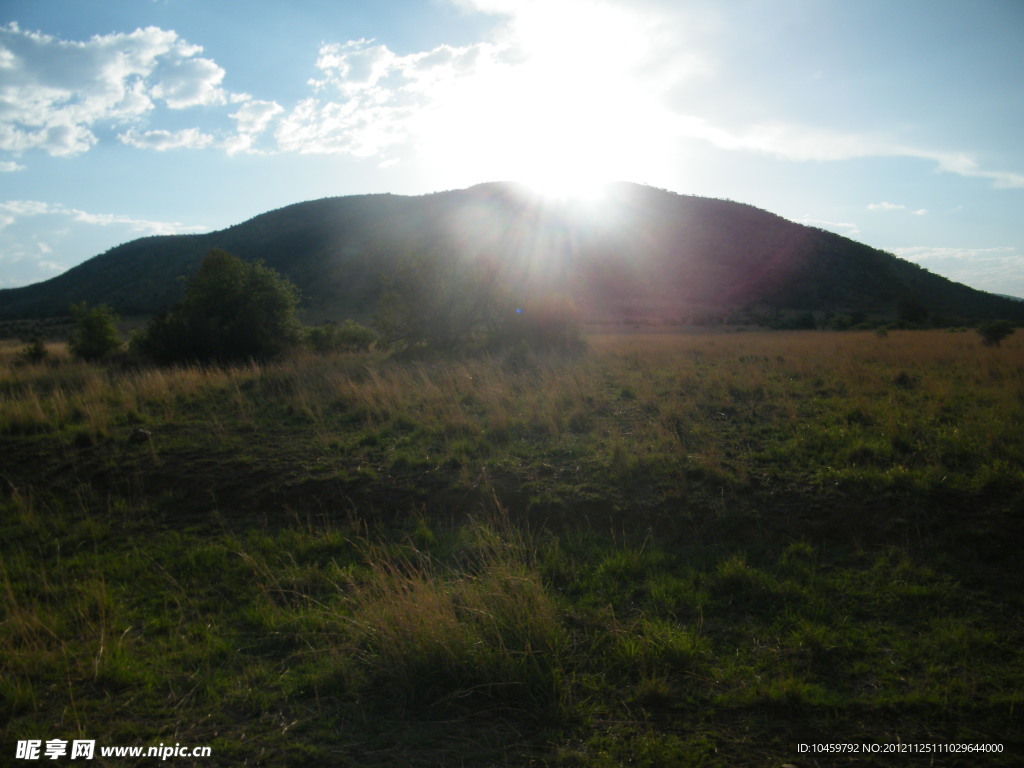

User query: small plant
[977,319,1015,347]
[15,337,48,365]
[68,302,123,361]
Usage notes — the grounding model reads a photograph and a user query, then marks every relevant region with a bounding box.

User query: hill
[2,181,1021,325]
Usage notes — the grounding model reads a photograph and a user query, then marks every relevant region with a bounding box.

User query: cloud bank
[0,23,231,157]
[2,6,1023,193]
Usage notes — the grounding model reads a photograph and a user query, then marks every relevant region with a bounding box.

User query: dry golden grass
[2,329,1022,496]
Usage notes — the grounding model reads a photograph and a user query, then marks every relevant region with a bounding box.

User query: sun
[413,2,676,200]
[520,166,614,205]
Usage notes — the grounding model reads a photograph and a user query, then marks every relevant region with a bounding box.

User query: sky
[2,0,1023,297]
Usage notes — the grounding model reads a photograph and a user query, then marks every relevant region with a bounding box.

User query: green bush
[307,319,378,354]
[977,319,1015,347]
[15,337,48,365]
[68,303,123,361]
[135,249,303,364]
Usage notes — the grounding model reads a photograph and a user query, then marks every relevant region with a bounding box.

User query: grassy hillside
[2,330,1022,765]
[3,183,1022,325]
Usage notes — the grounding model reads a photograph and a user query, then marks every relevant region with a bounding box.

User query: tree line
[21,247,1017,367]
[51,247,585,366]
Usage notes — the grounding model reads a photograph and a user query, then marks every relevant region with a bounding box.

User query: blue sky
[2,0,1023,297]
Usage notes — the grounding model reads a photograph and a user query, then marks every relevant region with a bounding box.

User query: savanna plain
[2,329,1022,766]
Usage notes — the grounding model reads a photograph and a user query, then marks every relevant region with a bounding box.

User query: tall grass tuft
[339,515,568,715]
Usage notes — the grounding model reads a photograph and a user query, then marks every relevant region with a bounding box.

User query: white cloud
[2,2,1020,198]
[0,199,209,287]
[274,38,506,161]
[0,22,231,157]
[0,200,51,223]
[264,0,1023,194]
[892,245,1024,296]
[225,99,285,155]
[0,199,208,236]
[270,0,697,183]
[867,201,927,215]
[0,239,64,287]
[0,198,211,287]
[275,94,407,158]
[312,38,401,96]
[929,152,1024,189]
[149,54,227,109]
[669,115,1024,191]
[118,127,215,151]
[230,99,284,135]
[0,159,25,171]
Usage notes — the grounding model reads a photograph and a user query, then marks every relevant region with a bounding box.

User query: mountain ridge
[1,181,1021,325]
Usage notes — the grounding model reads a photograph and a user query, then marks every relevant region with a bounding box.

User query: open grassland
[2,330,1023,766]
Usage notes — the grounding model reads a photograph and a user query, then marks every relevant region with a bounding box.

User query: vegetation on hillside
[2,329,1022,765]
[3,183,1022,325]
[375,248,584,352]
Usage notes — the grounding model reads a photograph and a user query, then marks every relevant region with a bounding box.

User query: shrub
[307,320,378,354]
[68,303,123,361]
[977,319,1015,347]
[15,337,48,366]
[135,249,303,364]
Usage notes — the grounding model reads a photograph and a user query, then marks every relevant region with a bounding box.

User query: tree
[136,249,303,364]
[977,319,1015,347]
[68,302,123,361]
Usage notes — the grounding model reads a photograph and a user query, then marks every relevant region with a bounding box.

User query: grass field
[2,329,1023,766]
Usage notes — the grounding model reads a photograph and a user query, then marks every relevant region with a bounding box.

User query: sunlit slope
[2,182,1021,323]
